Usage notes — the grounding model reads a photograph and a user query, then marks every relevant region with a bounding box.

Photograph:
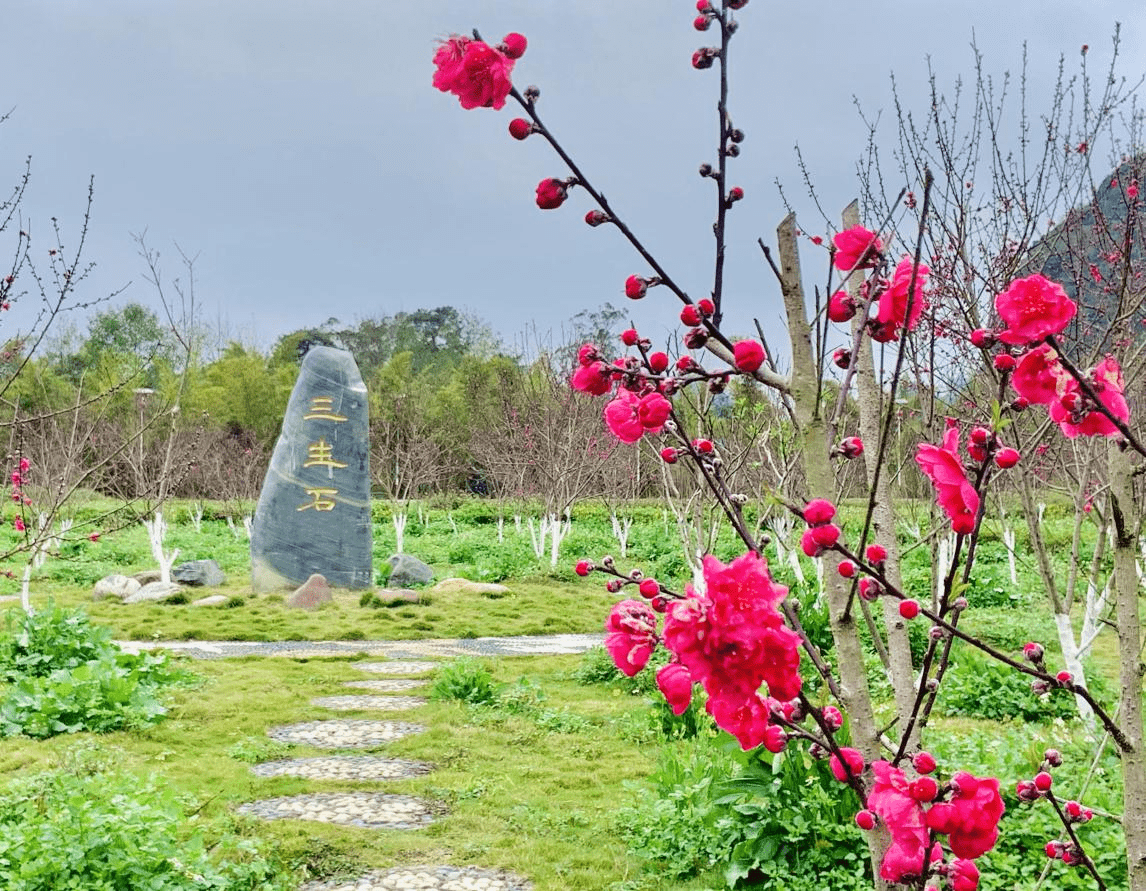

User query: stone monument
[250,346,373,591]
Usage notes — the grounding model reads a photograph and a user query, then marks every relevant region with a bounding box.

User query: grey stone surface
[132,569,162,585]
[172,559,226,586]
[300,866,532,890]
[387,554,433,587]
[267,719,425,748]
[191,594,229,607]
[251,346,372,591]
[236,792,436,829]
[430,578,510,596]
[122,581,186,604]
[311,694,427,711]
[287,573,333,610]
[251,755,432,780]
[354,661,439,676]
[376,588,422,605]
[92,574,140,601]
[343,679,427,693]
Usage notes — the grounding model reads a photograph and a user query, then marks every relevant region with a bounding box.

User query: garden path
[156,635,604,891]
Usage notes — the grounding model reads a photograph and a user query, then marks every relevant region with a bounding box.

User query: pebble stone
[268,719,425,749]
[312,695,428,711]
[251,755,433,781]
[344,679,427,692]
[300,866,532,891]
[237,792,435,829]
[354,661,439,675]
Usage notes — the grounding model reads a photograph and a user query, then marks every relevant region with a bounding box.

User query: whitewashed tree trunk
[189,502,204,533]
[496,516,505,543]
[242,515,252,539]
[549,512,571,568]
[526,515,547,560]
[513,514,522,534]
[447,512,458,535]
[609,511,633,558]
[1002,526,1018,585]
[1053,612,1095,729]
[392,510,408,554]
[144,511,179,584]
[20,563,32,613]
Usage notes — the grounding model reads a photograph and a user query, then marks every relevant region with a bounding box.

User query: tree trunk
[1107,442,1146,890]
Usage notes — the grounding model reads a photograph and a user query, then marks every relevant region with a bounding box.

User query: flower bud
[675,356,697,373]
[995,447,1020,469]
[584,210,610,227]
[1065,800,1083,819]
[693,13,712,30]
[952,596,968,611]
[730,128,745,143]
[1016,780,1041,802]
[994,353,1016,371]
[858,578,881,601]
[683,327,708,349]
[1056,670,1073,685]
[837,560,856,578]
[639,579,660,598]
[648,352,670,374]
[1034,771,1053,792]
[535,178,568,210]
[1044,748,1063,767]
[500,32,527,60]
[726,186,744,205]
[1023,642,1044,662]
[625,275,649,299]
[969,328,995,349]
[574,560,592,577]
[606,579,623,593]
[1011,396,1030,411]
[680,304,701,326]
[693,438,714,454]
[601,555,615,569]
[913,752,937,774]
[810,523,841,548]
[698,298,715,315]
[620,328,639,347]
[865,544,887,564]
[1031,680,1050,695]
[832,348,852,369]
[692,48,717,69]
[855,810,876,830]
[828,291,856,323]
[822,705,843,731]
[660,447,679,464]
[909,776,938,802]
[509,118,534,140]
[899,599,920,620]
[803,499,837,525]
[733,339,766,372]
[698,162,714,177]
[840,436,864,458]
[929,625,945,640]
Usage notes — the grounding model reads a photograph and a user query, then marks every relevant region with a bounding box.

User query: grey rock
[93,574,141,602]
[172,559,226,586]
[191,594,229,607]
[286,573,332,610]
[122,581,186,605]
[375,588,422,605]
[133,569,162,585]
[250,347,372,591]
[431,577,509,595]
[386,554,433,587]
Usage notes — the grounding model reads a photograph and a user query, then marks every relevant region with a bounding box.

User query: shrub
[0,764,290,890]
[0,603,116,681]
[430,657,497,704]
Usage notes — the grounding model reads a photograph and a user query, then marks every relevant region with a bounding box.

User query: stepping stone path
[312,695,428,712]
[301,865,532,890]
[252,756,433,781]
[354,660,439,675]
[246,655,533,890]
[268,719,425,748]
[344,679,426,692]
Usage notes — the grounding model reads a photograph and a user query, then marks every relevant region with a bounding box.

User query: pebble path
[189,634,594,891]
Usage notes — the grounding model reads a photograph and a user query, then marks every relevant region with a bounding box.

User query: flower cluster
[915,426,980,535]
[1012,346,1130,439]
[432,33,524,111]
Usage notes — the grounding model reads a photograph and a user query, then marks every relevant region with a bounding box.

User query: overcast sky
[1,1,1143,360]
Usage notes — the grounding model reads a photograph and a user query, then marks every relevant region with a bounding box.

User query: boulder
[122,581,186,605]
[191,594,230,607]
[286,573,333,610]
[250,346,373,591]
[376,588,423,605]
[431,577,510,596]
[172,559,227,586]
[133,569,163,585]
[387,554,433,587]
[93,574,141,602]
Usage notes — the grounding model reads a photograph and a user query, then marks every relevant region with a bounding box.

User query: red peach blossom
[571,361,611,396]
[637,392,672,431]
[656,662,693,715]
[915,426,980,535]
[603,389,645,443]
[925,771,1004,859]
[1012,345,1067,405]
[604,599,658,676]
[829,747,865,782]
[828,290,856,323]
[995,274,1077,345]
[1050,355,1131,438]
[867,761,933,883]
[432,36,516,111]
[833,225,883,271]
[874,256,929,339]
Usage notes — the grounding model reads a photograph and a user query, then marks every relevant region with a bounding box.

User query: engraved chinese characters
[250,347,373,591]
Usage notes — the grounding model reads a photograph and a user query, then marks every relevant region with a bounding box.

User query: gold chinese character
[304,396,347,422]
[303,438,348,471]
[298,487,338,512]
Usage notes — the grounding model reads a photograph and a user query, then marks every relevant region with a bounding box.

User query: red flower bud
[1044,748,1063,767]
[832,348,852,369]
[803,498,837,525]
[855,810,876,831]
[625,275,648,299]
[810,523,841,548]
[899,599,920,620]
[909,776,938,802]
[822,705,843,730]
[1034,771,1053,792]
[994,447,1020,468]
[621,328,639,346]
[828,291,856,323]
[575,560,592,577]
[913,751,937,774]
[1023,642,1045,662]
[733,339,766,372]
[675,356,696,373]
[840,436,864,458]
[1056,670,1073,684]
[697,298,715,315]
[993,353,1016,371]
[648,352,670,374]
[696,0,713,10]
[1011,396,1030,411]
[858,578,881,601]
[693,14,712,30]
[837,560,856,578]
[508,118,533,140]
[970,328,995,349]
[584,210,610,227]
[639,579,660,598]
[1065,800,1083,818]
[693,438,714,454]
[683,327,708,349]
[660,447,679,464]
[727,186,744,203]
[691,48,717,69]
[680,304,701,326]
[535,178,568,210]
[500,32,527,59]
[865,544,887,564]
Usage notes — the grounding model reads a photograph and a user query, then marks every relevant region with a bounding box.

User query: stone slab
[300,866,532,891]
[311,695,427,711]
[267,719,424,749]
[237,792,435,829]
[251,755,432,781]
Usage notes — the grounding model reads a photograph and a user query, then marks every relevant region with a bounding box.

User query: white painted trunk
[1053,611,1095,729]
[1002,526,1018,585]
[392,511,407,554]
[496,516,505,543]
[610,512,633,558]
[20,563,31,613]
[144,511,179,584]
